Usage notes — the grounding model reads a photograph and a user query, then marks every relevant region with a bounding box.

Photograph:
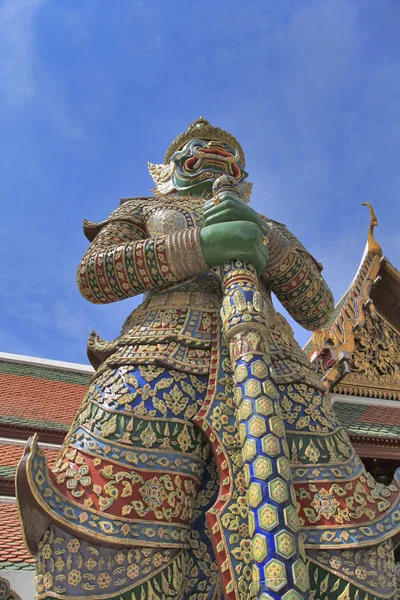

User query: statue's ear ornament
[148,161,175,196]
[241,181,253,203]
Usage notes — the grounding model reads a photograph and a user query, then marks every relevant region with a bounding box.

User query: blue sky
[0,0,399,364]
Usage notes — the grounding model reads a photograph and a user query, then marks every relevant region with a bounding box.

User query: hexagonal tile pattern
[262,380,279,398]
[239,399,253,420]
[251,359,268,379]
[253,456,273,480]
[264,558,287,592]
[249,482,263,508]
[249,415,267,438]
[252,533,268,563]
[269,478,289,504]
[269,415,285,437]
[258,504,279,531]
[261,434,280,457]
[235,364,248,383]
[292,559,309,592]
[284,505,300,533]
[243,439,257,461]
[275,530,296,559]
[255,396,274,416]
[245,378,262,398]
[282,591,304,600]
[259,593,275,600]
[277,456,292,481]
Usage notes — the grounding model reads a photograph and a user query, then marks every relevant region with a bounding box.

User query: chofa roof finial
[362,202,382,256]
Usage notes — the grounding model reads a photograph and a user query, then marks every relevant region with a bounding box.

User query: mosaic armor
[17,119,400,599]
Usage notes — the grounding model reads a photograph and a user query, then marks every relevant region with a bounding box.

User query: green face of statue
[170,139,248,197]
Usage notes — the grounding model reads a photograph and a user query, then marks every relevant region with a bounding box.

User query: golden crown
[164,117,246,166]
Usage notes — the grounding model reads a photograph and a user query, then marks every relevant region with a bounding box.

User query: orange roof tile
[0,373,88,426]
[0,444,58,471]
[358,406,400,427]
[0,502,35,564]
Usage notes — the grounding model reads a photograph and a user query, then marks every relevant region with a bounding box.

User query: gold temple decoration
[362,202,382,255]
[310,204,386,392]
[164,117,246,166]
[147,161,175,196]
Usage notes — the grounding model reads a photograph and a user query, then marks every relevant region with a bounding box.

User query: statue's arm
[260,217,334,330]
[77,200,208,304]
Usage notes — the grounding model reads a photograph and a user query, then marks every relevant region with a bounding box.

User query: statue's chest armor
[144,201,203,237]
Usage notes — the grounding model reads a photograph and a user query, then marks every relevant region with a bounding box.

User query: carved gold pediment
[332,307,400,400]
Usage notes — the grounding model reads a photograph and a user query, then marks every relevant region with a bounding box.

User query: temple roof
[0,353,92,443]
[304,204,400,402]
[0,353,92,575]
[0,501,35,571]
[0,441,58,495]
[333,401,400,438]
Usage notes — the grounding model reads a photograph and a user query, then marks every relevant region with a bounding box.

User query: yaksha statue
[18,119,400,600]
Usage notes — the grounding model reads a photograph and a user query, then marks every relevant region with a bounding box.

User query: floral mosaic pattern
[36,525,184,599]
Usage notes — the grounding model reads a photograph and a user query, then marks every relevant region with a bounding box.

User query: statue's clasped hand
[199,190,270,276]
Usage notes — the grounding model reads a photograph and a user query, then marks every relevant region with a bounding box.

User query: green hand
[203,191,269,235]
[199,220,269,276]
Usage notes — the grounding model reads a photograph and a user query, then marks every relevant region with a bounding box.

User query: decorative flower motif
[65,464,92,497]
[305,405,321,421]
[311,488,339,519]
[68,569,82,586]
[114,550,126,565]
[177,426,192,452]
[329,556,342,570]
[127,563,140,579]
[139,477,167,510]
[355,566,367,580]
[152,552,163,567]
[128,381,157,402]
[55,556,65,572]
[140,423,157,448]
[304,440,321,464]
[43,572,53,589]
[163,385,189,416]
[85,557,98,571]
[97,573,112,589]
[210,405,229,432]
[41,543,52,560]
[67,538,81,553]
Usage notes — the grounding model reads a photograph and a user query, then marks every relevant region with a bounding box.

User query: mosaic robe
[18,195,400,599]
